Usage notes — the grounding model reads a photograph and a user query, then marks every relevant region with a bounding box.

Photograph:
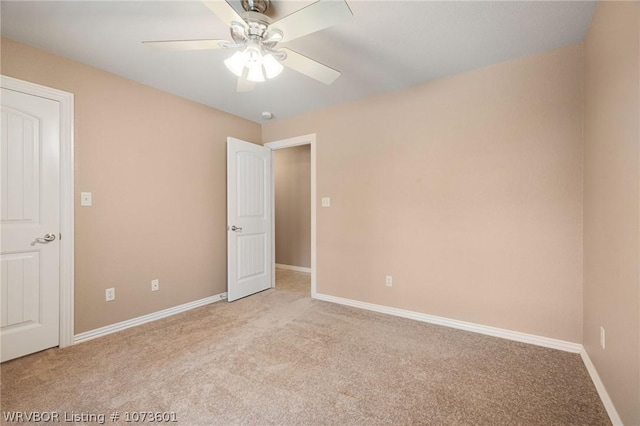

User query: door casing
[1,75,74,348]
[264,134,317,296]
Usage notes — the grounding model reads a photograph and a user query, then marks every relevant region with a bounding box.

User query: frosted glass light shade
[247,65,265,82]
[224,52,245,77]
[262,54,283,79]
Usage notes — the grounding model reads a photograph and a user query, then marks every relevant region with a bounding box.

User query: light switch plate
[322,197,331,207]
[80,192,92,207]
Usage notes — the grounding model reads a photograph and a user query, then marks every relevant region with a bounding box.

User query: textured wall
[1,38,261,333]
[275,145,311,268]
[264,44,584,343]
[583,2,640,424]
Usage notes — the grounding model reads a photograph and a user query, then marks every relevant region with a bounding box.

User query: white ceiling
[1,1,596,123]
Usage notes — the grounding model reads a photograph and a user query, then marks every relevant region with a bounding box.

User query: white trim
[275,263,312,273]
[73,293,227,344]
[269,149,276,288]
[310,139,316,297]
[580,349,624,426]
[314,293,583,353]
[1,76,75,348]
[265,134,317,297]
[265,135,314,150]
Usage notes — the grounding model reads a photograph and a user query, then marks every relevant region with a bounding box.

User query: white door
[227,137,272,302]
[1,88,60,362]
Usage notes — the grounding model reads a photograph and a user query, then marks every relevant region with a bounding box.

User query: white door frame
[1,75,75,348]
[264,134,317,297]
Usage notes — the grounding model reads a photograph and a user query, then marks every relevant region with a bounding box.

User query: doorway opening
[264,134,316,298]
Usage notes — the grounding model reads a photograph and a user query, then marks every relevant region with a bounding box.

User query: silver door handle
[31,233,56,246]
[230,226,243,232]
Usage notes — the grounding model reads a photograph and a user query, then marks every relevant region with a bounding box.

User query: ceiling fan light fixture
[247,64,266,82]
[145,0,352,92]
[262,54,283,79]
[224,51,245,77]
[243,43,263,66]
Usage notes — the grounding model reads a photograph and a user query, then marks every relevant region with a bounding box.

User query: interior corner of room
[0,1,638,425]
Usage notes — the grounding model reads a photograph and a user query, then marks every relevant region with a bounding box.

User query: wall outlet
[105,287,115,302]
[151,279,159,292]
[385,276,393,287]
[600,326,605,349]
[321,197,331,207]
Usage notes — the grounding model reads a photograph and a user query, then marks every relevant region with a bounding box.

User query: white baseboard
[580,349,623,426]
[275,263,311,273]
[313,293,582,353]
[74,293,227,344]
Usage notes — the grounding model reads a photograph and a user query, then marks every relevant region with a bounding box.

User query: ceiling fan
[143,0,352,92]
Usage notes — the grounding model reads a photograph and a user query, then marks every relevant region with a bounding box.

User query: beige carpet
[275,268,311,297]
[1,269,610,425]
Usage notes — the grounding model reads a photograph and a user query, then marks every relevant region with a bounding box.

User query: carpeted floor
[275,268,311,297]
[1,269,610,425]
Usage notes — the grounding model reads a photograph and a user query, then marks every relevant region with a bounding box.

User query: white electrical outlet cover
[105,288,115,301]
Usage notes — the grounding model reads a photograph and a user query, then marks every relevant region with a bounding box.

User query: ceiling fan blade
[236,77,256,92]
[280,48,340,85]
[142,39,226,51]
[270,0,352,43]
[202,1,245,28]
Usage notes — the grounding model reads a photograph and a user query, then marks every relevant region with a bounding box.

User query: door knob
[230,226,243,232]
[31,233,56,246]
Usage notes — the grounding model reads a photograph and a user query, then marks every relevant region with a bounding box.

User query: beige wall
[4,9,639,420]
[275,145,311,268]
[264,44,584,343]
[583,2,640,424]
[1,38,261,333]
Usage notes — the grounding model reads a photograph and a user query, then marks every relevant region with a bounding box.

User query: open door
[227,137,272,302]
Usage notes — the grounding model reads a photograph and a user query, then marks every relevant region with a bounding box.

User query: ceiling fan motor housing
[242,0,269,14]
